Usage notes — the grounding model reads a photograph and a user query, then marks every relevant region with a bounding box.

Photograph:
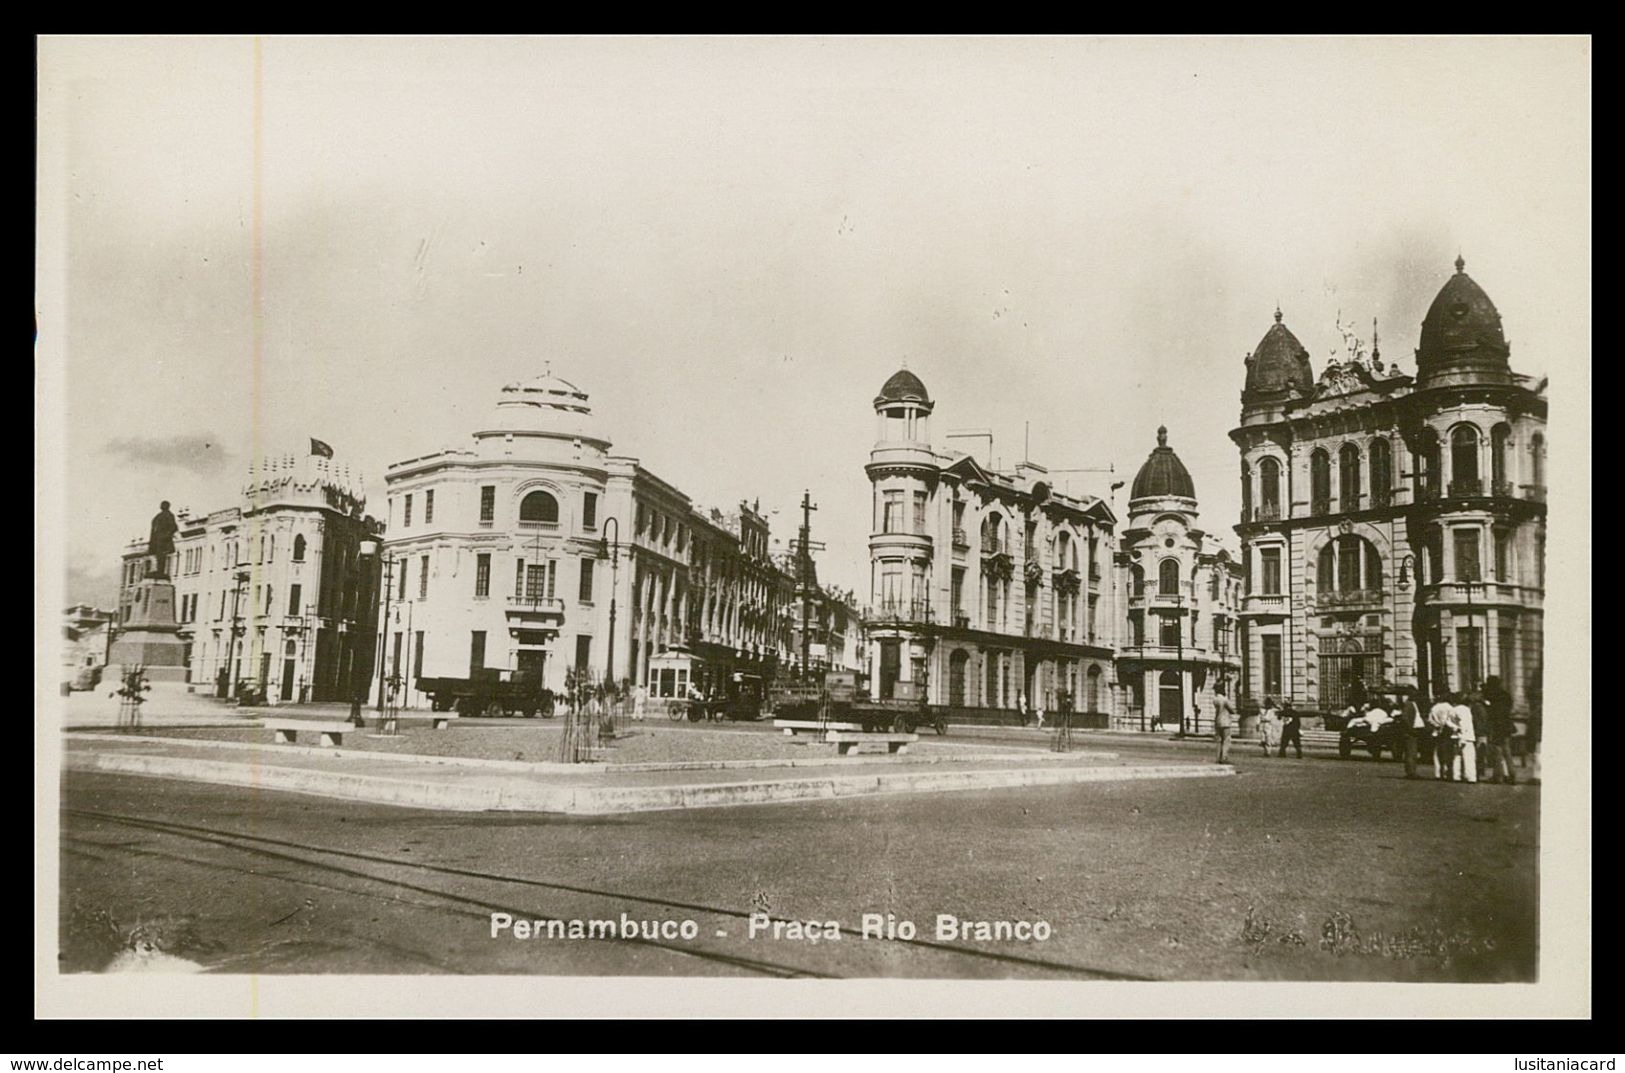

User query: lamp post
[598,516,621,684]
[349,537,379,725]
[227,568,250,699]
[377,553,396,720]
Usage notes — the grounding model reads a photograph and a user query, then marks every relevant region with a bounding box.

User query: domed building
[380,369,806,708]
[1114,427,1244,732]
[1231,257,1547,720]
[863,366,1119,720]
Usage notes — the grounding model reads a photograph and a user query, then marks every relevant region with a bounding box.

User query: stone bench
[775,719,867,736]
[821,731,918,756]
[261,718,354,748]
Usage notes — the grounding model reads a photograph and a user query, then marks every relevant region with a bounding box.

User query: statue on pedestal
[147,501,178,579]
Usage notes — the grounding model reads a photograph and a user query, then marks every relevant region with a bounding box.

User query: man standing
[1483,676,1517,784]
[1278,701,1303,759]
[1428,693,1459,780]
[1451,692,1479,784]
[1399,689,1429,779]
[1212,689,1235,764]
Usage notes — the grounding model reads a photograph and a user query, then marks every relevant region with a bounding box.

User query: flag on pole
[310,438,334,459]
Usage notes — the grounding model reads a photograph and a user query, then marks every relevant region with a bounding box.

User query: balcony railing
[1252,505,1282,522]
[517,519,560,531]
[1370,488,1392,508]
[1492,479,1518,498]
[1448,478,1484,497]
[1242,593,1288,613]
[1415,484,1441,503]
[865,599,935,625]
[1314,588,1385,610]
[981,537,1003,557]
[952,528,969,549]
[506,596,566,614]
[952,610,970,629]
[1310,498,1330,516]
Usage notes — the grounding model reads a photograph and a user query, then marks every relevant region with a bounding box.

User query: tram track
[64,804,1152,980]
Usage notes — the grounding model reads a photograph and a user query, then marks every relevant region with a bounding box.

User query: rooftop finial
[1274,304,1283,324]
[1372,316,1381,362]
[1157,425,1168,448]
[900,358,909,370]
[1455,253,1466,273]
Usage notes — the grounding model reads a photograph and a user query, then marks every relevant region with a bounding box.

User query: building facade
[1114,427,1245,733]
[1232,257,1547,716]
[863,369,1118,719]
[62,605,116,688]
[117,449,383,703]
[380,371,801,706]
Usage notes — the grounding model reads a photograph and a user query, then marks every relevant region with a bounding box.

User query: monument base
[106,576,190,683]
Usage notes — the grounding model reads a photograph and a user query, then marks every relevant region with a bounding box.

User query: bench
[775,719,868,736]
[821,731,918,756]
[261,718,354,748]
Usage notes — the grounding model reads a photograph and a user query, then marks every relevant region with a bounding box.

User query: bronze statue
[147,501,178,578]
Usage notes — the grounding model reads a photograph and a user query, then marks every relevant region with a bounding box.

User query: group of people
[1254,698,1304,758]
[1208,675,1525,782]
[1414,678,1520,784]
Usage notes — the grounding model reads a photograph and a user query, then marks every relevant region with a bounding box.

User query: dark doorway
[1158,669,1182,729]
[879,640,900,700]
[948,649,968,707]
[280,661,296,701]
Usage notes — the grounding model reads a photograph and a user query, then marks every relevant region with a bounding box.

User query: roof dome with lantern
[874,367,933,411]
[477,367,606,443]
[1243,307,1316,402]
[1131,425,1197,501]
[1415,255,1513,387]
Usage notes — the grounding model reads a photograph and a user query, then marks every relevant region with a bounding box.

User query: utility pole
[376,555,395,718]
[798,490,819,683]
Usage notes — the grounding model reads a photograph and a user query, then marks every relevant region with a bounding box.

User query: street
[59,731,1539,981]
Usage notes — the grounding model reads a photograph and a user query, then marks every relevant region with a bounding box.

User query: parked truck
[767,670,946,735]
[416,668,554,718]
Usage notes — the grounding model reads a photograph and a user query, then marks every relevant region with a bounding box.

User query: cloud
[101,434,231,475]
[65,554,122,610]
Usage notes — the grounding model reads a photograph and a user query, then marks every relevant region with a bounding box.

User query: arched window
[981,511,1004,553]
[519,490,560,525]
[1086,664,1102,712]
[1339,443,1362,512]
[1369,438,1392,507]
[1530,432,1546,488]
[1240,462,1252,520]
[1416,429,1441,498]
[1320,535,1383,594]
[1130,563,1146,597]
[1317,543,1335,591]
[1491,424,1511,492]
[1310,449,1331,514]
[1258,457,1281,518]
[1056,530,1071,572]
[292,535,307,562]
[1424,525,1444,585]
[1451,425,1481,493]
[1158,558,1180,596]
[1364,541,1383,591]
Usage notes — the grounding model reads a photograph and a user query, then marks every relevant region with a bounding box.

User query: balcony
[505,595,565,618]
[1370,488,1392,508]
[865,599,935,626]
[1313,588,1385,611]
[1339,493,1363,513]
[1492,479,1518,498]
[1241,593,1288,616]
[981,536,1003,557]
[1415,483,1442,503]
[1053,567,1083,595]
[1251,505,1282,523]
[952,610,970,629]
[1310,498,1330,517]
[952,528,969,550]
[1448,478,1485,498]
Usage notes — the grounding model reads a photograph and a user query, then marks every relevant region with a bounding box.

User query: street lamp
[598,516,621,684]
[228,568,250,700]
[350,537,379,726]
[377,551,396,722]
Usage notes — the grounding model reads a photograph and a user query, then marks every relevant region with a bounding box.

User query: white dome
[478,370,605,442]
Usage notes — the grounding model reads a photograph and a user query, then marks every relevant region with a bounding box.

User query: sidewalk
[64,731,1232,815]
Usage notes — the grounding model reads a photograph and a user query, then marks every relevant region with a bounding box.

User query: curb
[65,748,1231,815]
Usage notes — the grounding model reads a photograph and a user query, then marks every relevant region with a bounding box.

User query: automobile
[1333,709,1401,760]
[66,665,103,692]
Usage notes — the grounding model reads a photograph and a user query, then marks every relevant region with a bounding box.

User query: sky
[37,36,1591,608]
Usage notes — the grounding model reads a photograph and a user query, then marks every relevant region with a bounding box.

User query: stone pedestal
[107,576,189,684]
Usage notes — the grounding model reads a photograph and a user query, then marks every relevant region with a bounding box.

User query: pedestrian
[1258,697,1281,756]
[632,683,646,722]
[1398,689,1429,779]
[1034,695,1045,730]
[1468,688,1492,781]
[1278,701,1303,759]
[1428,693,1458,779]
[1526,669,1543,782]
[1451,692,1478,784]
[1018,691,1029,727]
[1212,689,1235,763]
[1483,676,1517,784]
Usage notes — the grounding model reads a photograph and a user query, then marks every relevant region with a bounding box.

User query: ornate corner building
[1232,257,1547,716]
[864,369,1118,721]
[1115,427,1246,733]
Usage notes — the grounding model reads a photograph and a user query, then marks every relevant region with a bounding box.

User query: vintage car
[1331,709,1401,760]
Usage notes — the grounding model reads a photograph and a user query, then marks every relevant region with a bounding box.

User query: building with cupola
[380,370,802,708]
[117,444,384,703]
[863,368,1119,720]
[1231,256,1547,717]
[1114,427,1245,733]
